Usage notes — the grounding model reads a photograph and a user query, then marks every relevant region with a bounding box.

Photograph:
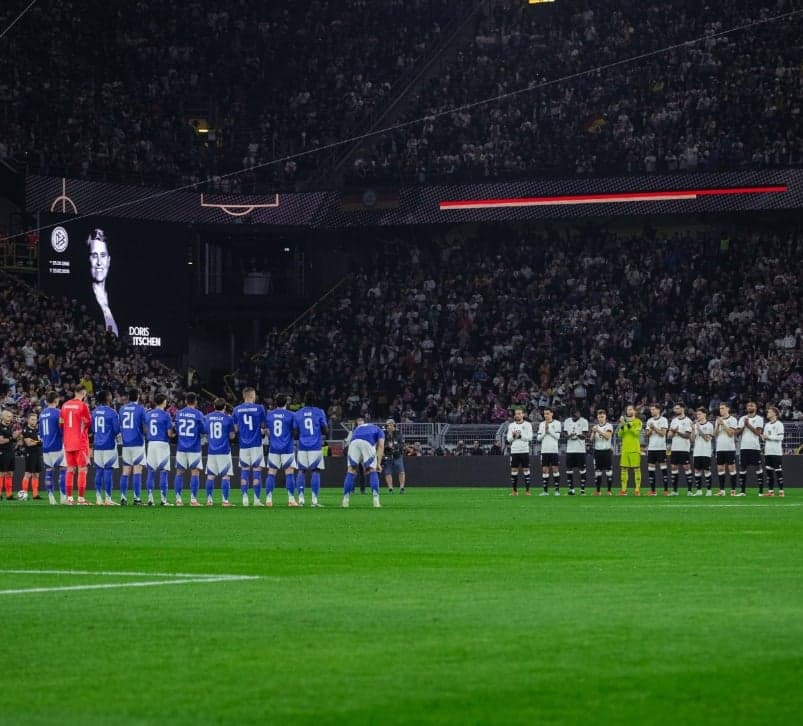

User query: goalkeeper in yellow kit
[617,405,643,496]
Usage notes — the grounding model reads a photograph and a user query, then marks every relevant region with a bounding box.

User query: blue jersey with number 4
[119,402,147,447]
[175,407,205,452]
[92,405,120,451]
[205,411,235,455]
[146,409,173,443]
[232,403,267,449]
[267,408,296,455]
[295,406,328,451]
[38,406,63,453]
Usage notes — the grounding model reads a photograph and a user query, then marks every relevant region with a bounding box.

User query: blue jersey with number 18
[232,403,267,449]
[205,411,235,455]
[294,406,328,451]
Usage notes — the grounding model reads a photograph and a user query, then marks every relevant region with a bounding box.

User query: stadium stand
[241,223,802,424]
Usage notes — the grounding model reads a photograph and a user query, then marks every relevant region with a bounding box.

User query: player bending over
[342,421,385,509]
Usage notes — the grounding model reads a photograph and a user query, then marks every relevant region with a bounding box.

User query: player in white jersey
[506,408,533,496]
[714,402,738,496]
[590,409,613,495]
[736,400,764,496]
[691,408,714,496]
[537,408,562,496]
[761,406,784,497]
[667,403,693,495]
[563,410,589,495]
[644,403,669,496]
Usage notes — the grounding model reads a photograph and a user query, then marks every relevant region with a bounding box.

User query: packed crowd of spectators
[0,0,466,191]
[0,272,184,427]
[351,0,803,183]
[240,221,803,428]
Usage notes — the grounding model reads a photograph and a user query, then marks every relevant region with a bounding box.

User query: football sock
[660,466,668,490]
[311,471,321,497]
[221,477,230,501]
[174,472,184,498]
[285,472,295,496]
[159,470,168,499]
[704,472,712,490]
[671,471,679,492]
[620,467,628,491]
[738,470,747,492]
[694,473,702,491]
[240,469,251,497]
[58,469,66,496]
[296,471,305,496]
[21,475,29,493]
[776,469,784,491]
[146,468,155,494]
[104,469,114,497]
[510,473,518,492]
[205,476,215,500]
[77,470,87,498]
[579,469,586,490]
[31,475,39,497]
[119,473,129,498]
[4,474,11,497]
[542,474,549,492]
[524,472,531,491]
[65,470,74,497]
[252,471,262,500]
[552,472,559,491]
[634,467,641,492]
[190,474,199,499]
[343,471,356,496]
[595,471,602,492]
[648,469,656,491]
[95,466,104,495]
[756,469,764,493]
[44,469,54,494]
[369,470,380,495]
[132,472,142,498]
[266,473,276,495]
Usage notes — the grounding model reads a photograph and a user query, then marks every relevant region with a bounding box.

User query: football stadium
[1,1,802,723]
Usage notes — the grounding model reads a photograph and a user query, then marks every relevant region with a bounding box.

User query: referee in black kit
[383,419,406,494]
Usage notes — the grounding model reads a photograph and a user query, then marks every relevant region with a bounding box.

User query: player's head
[695,407,707,422]
[275,394,288,408]
[304,390,316,407]
[214,397,226,412]
[385,418,396,431]
[746,400,757,415]
[719,402,730,416]
[127,388,140,403]
[185,392,197,408]
[571,409,581,421]
[596,409,607,423]
[355,416,365,426]
[154,393,167,409]
[27,412,38,427]
[513,408,524,422]
[625,404,636,418]
[673,402,686,417]
[87,229,111,284]
[73,385,87,400]
[46,391,60,406]
[543,407,553,422]
[767,405,779,421]
[97,390,112,405]
[242,387,256,403]
[649,403,661,417]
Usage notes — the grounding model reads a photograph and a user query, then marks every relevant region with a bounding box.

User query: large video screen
[39,215,189,355]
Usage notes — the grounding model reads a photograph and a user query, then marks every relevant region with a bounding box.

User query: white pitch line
[0,569,249,578]
[0,575,259,597]
[570,503,801,509]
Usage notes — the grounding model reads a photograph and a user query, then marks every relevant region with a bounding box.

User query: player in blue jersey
[38,391,66,505]
[205,398,236,506]
[119,388,148,505]
[266,394,299,507]
[342,420,385,508]
[145,394,175,506]
[232,387,267,507]
[294,391,328,507]
[173,392,206,507]
[91,390,120,506]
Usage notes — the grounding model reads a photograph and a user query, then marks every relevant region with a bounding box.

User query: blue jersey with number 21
[267,408,296,455]
[232,403,267,449]
[119,402,147,447]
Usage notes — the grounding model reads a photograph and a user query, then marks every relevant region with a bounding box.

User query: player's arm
[536,423,545,442]
[506,425,514,444]
[521,422,533,443]
[600,425,613,441]
[24,432,40,447]
[375,437,385,469]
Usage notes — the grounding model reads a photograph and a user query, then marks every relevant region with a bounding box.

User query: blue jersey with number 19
[295,406,328,451]
[267,408,296,455]
[92,405,120,451]
[232,403,267,448]
[175,407,205,452]
[38,406,63,453]
[205,411,235,455]
[119,402,147,446]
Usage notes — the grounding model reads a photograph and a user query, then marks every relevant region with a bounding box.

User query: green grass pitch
[1,489,801,725]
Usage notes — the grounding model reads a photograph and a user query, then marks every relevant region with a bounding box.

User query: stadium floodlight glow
[528,0,556,4]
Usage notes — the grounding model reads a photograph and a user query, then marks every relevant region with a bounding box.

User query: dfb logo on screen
[129,326,162,347]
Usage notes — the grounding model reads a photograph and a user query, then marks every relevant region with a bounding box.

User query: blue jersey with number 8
[267,408,296,455]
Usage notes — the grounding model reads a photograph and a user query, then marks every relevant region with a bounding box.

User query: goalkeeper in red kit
[61,385,92,505]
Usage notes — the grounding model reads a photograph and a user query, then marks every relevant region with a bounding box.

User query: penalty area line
[0,569,253,578]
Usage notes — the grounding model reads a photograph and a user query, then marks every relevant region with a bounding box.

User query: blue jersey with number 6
[92,405,120,451]
[294,406,328,451]
[232,403,267,449]
[205,411,235,455]
[175,407,205,452]
[119,402,147,446]
[146,409,173,443]
[267,408,296,455]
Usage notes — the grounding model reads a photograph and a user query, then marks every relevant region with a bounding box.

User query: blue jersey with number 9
[294,406,328,451]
